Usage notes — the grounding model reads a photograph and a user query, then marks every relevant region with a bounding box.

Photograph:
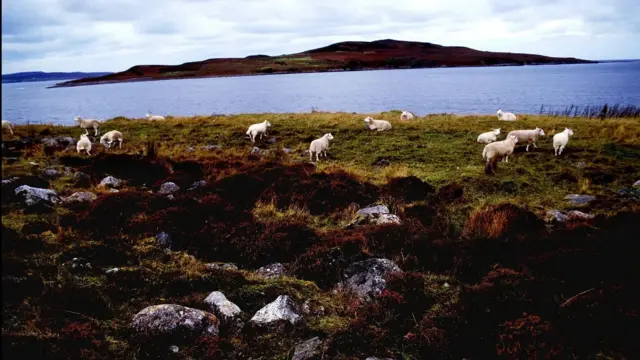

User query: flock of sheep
[2,109,574,174]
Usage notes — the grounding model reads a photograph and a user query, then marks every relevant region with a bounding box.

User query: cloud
[2,0,639,73]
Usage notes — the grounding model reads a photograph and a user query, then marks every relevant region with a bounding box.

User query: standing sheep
[2,120,14,135]
[477,128,501,144]
[497,110,517,121]
[507,128,545,152]
[400,111,415,120]
[309,133,334,162]
[75,116,101,136]
[76,134,92,156]
[100,130,124,149]
[364,117,392,131]
[146,112,166,121]
[553,128,574,156]
[246,120,271,143]
[482,135,519,174]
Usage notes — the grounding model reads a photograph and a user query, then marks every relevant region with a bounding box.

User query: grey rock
[293,337,323,360]
[266,137,277,144]
[357,205,390,217]
[42,168,60,179]
[282,148,293,154]
[347,205,401,228]
[204,291,243,328]
[188,180,207,191]
[158,182,180,195]
[156,232,172,249]
[566,210,595,220]
[634,180,640,188]
[63,191,97,204]
[201,145,222,151]
[205,263,238,271]
[374,214,402,225]
[14,185,60,207]
[186,146,195,152]
[546,210,567,223]
[256,263,286,279]
[250,295,302,326]
[565,194,596,205]
[99,176,123,189]
[547,209,595,223]
[2,177,19,185]
[618,187,640,200]
[250,147,261,155]
[574,161,587,169]
[169,345,179,353]
[131,304,219,338]
[337,258,402,300]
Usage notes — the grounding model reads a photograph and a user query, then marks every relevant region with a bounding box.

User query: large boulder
[63,191,97,204]
[250,295,302,326]
[14,185,60,207]
[204,291,243,330]
[337,258,402,300]
[131,304,219,339]
[346,205,402,228]
[292,337,323,360]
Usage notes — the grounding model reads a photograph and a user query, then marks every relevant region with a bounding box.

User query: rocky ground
[2,112,640,359]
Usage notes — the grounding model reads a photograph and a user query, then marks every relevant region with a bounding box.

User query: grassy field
[2,112,640,359]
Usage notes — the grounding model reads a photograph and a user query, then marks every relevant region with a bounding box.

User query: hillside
[2,71,112,84]
[51,39,594,88]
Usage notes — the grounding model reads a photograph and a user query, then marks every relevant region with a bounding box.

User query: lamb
[246,120,271,143]
[364,117,392,131]
[75,116,101,136]
[76,134,92,156]
[2,120,14,135]
[482,135,518,174]
[100,130,124,149]
[553,128,574,156]
[477,128,501,144]
[507,128,546,152]
[146,112,166,121]
[497,109,517,121]
[400,111,415,120]
[309,133,334,162]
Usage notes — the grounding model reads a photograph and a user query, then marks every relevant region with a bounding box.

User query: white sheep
[100,130,124,149]
[76,134,92,156]
[497,109,517,121]
[246,120,271,143]
[553,128,574,156]
[507,128,546,152]
[2,120,14,135]
[146,112,166,121]
[482,135,518,174]
[364,117,392,131]
[75,116,101,136]
[309,133,334,162]
[400,111,415,120]
[477,128,501,144]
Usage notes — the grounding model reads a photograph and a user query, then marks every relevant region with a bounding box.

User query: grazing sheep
[553,128,574,156]
[2,120,14,135]
[497,109,517,121]
[246,120,271,143]
[400,111,415,120]
[507,128,546,152]
[364,117,392,131]
[75,116,101,136]
[309,133,334,162]
[100,130,123,149]
[76,134,92,156]
[482,135,518,174]
[146,112,166,121]
[477,128,501,144]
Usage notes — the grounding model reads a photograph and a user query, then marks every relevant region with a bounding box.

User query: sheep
[507,128,546,152]
[76,134,92,156]
[482,135,518,174]
[100,130,124,149]
[146,112,166,121]
[400,111,415,120]
[553,128,574,156]
[246,120,271,143]
[75,116,101,136]
[364,117,392,131]
[2,120,14,135]
[477,128,501,144]
[497,109,517,121]
[309,133,334,162]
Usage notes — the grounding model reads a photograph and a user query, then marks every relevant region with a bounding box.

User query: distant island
[2,71,112,84]
[51,39,595,88]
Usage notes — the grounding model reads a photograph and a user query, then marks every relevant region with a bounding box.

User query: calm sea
[2,61,639,125]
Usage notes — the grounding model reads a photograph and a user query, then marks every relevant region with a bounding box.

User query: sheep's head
[75,116,82,123]
[536,128,545,136]
[145,113,151,118]
[325,133,334,141]
[364,117,372,123]
[493,128,501,135]
[566,128,574,136]
[265,120,272,127]
[509,135,518,143]
[497,110,503,115]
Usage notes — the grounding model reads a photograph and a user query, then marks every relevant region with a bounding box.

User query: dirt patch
[60,153,171,186]
[384,176,435,202]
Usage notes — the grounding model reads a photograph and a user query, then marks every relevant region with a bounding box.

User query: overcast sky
[2,0,640,74]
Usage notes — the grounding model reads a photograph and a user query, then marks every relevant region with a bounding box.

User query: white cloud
[2,0,639,73]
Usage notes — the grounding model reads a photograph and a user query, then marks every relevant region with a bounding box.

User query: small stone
[374,214,402,225]
[188,180,207,191]
[109,189,120,193]
[574,161,587,169]
[156,232,172,249]
[42,168,60,179]
[565,194,596,205]
[131,304,219,339]
[99,176,123,189]
[337,258,402,300]
[205,263,238,271]
[169,345,179,353]
[186,146,195,152]
[200,145,222,151]
[292,337,323,360]
[546,209,567,223]
[282,148,293,154]
[29,162,39,166]
[357,205,390,217]
[250,147,261,155]
[250,295,302,326]
[105,268,120,274]
[63,191,97,204]
[634,180,640,188]
[566,210,595,220]
[158,182,180,195]
[256,263,286,279]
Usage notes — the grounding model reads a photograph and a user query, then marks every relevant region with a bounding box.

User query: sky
[2,0,640,74]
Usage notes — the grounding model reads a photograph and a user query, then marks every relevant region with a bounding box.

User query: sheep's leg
[119,140,123,149]
[95,127,99,136]
[323,150,327,157]
[505,155,509,163]
[310,151,313,162]
[525,144,530,152]
[260,133,263,140]
[559,146,564,155]
[532,142,537,149]
[9,128,13,135]
[84,128,89,135]
[554,146,558,156]
[316,152,320,162]
[86,149,91,156]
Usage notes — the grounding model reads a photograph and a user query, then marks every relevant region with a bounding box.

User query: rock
[292,337,323,360]
[14,185,60,207]
[266,137,277,144]
[337,258,402,300]
[566,210,595,220]
[131,304,219,339]
[205,263,238,271]
[42,168,60,179]
[574,161,587,169]
[71,172,91,188]
[158,182,180,195]
[634,180,640,187]
[357,205,390,216]
[2,177,19,185]
[169,345,179,353]
[250,295,302,326]
[250,147,261,155]
[282,148,293,154]
[546,210,567,223]
[43,136,76,147]
[109,189,120,193]
[618,187,640,200]
[70,257,92,271]
[374,214,402,225]
[547,209,595,223]
[204,291,243,328]
[201,145,222,151]
[186,146,195,152]
[302,299,325,316]
[347,205,402,228]
[156,232,172,249]
[256,263,286,278]
[99,176,123,189]
[29,162,39,166]
[63,191,97,204]
[105,268,120,274]
[188,180,207,191]
[565,194,596,205]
